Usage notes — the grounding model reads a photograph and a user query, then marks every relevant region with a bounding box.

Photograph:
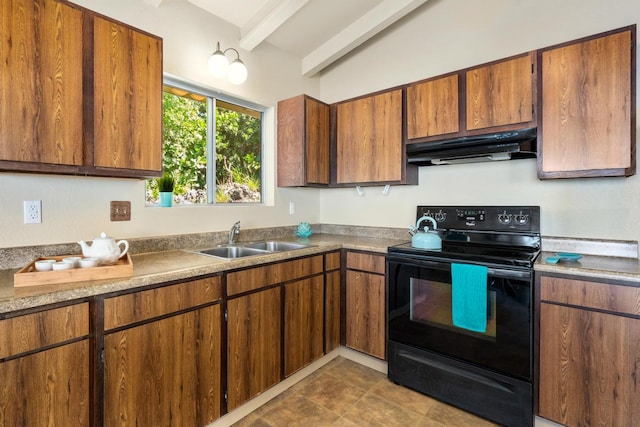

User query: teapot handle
[416,216,438,231]
[117,240,129,259]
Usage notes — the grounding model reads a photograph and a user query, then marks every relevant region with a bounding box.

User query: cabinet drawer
[227,255,323,296]
[325,251,341,271]
[0,303,89,359]
[346,252,385,275]
[540,276,640,316]
[104,276,221,330]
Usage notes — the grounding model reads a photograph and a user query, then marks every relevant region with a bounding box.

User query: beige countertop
[535,251,640,283]
[0,234,407,314]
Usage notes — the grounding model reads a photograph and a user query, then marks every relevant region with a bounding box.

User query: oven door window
[388,258,532,381]
[410,278,497,340]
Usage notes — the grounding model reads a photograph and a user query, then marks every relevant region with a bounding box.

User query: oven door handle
[486,267,531,280]
[388,257,532,281]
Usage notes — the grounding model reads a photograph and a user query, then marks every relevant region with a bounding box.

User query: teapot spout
[78,240,90,256]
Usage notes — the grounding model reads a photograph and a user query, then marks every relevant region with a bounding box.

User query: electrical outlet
[289,201,296,215]
[24,200,42,224]
[110,201,131,221]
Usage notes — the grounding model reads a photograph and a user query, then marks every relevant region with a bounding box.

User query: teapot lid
[95,232,112,240]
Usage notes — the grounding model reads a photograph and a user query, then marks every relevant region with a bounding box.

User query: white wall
[317,0,640,242]
[0,0,320,248]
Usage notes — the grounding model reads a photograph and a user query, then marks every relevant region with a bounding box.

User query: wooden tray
[14,254,133,287]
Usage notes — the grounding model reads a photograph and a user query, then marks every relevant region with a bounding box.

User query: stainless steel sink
[191,240,314,259]
[197,246,269,258]
[242,241,310,252]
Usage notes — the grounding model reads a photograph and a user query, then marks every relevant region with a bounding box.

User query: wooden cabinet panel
[104,304,221,426]
[227,255,323,296]
[539,303,640,426]
[325,251,341,271]
[539,28,634,178]
[277,95,330,186]
[0,340,89,426]
[346,252,385,275]
[284,276,324,376]
[227,286,282,410]
[541,276,640,316]
[0,303,88,359]
[104,277,221,329]
[466,53,534,130]
[0,0,83,166]
[92,15,162,172]
[345,270,385,359]
[335,89,404,184]
[407,74,460,139]
[325,269,341,352]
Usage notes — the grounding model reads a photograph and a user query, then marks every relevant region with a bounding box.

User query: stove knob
[434,211,446,222]
[498,211,512,224]
[515,213,529,225]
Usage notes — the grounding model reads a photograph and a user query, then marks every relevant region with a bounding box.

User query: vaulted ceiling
[144,0,430,76]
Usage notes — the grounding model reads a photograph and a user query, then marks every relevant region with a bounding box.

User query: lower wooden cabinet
[227,286,282,411]
[345,251,386,359]
[325,251,342,352]
[538,275,640,427]
[0,303,90,426]
[103,277,222,427]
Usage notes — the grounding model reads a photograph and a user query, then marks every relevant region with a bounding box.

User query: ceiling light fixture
[208,42,248,85]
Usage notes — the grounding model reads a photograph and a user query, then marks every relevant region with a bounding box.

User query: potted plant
[156,172,175,207]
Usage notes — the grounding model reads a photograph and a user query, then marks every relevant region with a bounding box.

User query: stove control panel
[417,206,540,232]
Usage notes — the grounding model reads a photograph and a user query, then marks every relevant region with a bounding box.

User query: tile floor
[231,356,498,427]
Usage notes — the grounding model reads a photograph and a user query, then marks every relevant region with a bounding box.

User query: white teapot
[78,232,129,265]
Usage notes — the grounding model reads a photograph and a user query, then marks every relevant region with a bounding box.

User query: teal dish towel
[451,263,488,333]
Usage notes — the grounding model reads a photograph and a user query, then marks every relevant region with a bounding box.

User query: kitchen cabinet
[226,255,323,409]
[0,0,84,168]
[345,251,386,359]
[0,0,163,178]
[538,26,635,178]
[0,303,90,426]
[335,89,417,185]
[537,275,640,427]
[92,15,163,176]
[277,94,330,187]
[103,277,222,427]
[324,251,341,352]
[406,52,535,143]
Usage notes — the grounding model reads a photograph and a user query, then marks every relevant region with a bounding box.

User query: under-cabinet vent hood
[406,127,537,166]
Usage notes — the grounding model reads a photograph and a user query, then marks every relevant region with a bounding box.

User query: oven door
[387,254,532,381]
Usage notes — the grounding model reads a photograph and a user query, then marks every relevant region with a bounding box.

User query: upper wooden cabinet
[538,27,635,179]
[466,52,535,131]
[406,52,536,144]
[92,15,163,174]
[277,94,330,187]
[335,89,417,185]
[0,0,84,167]
[0,0,163,178]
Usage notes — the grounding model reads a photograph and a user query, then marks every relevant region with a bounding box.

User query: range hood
[406,127,537,166]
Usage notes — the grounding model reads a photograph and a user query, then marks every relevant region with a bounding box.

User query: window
[146,76,264,205]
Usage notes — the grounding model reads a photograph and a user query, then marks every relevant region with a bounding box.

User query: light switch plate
[110,201,131,221]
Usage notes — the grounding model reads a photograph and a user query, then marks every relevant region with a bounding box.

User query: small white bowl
[79,257,99,268]
[35,260,56,272]
[63,257,81,268]
[52,261,73,271]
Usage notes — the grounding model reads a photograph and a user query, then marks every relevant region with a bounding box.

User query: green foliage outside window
[146,88,262,204]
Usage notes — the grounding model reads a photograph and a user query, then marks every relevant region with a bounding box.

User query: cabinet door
[325,269,341,352]
[277,95,330,186]
[406,74,460,140]
[539,303,640,426]
[539,28,634,178]
[104,305,221,426]
[284,276,324,376]
[92,15,162,173]
[466,52,535,131]
[345,270,385,359]
[335,89,403,184]
[227,286,282,411]
[0,0,83,166]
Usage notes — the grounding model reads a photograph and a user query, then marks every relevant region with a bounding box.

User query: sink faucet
[228,221,241,245]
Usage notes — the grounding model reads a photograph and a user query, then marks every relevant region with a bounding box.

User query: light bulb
[228,59,248,84]
[208,51,229,78]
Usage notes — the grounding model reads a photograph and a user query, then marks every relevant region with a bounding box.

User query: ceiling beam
[240,0,310,51]
[302,0,429,77]
[143,0,163,7]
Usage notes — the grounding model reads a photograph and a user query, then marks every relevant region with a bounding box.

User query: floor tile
[230,413,274,427]
[260,394,340,427]
[322,358,386,391]
[341,394,423,427]
[424,401,499,427]
[369,379,436,416]
[296,372,367,415]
